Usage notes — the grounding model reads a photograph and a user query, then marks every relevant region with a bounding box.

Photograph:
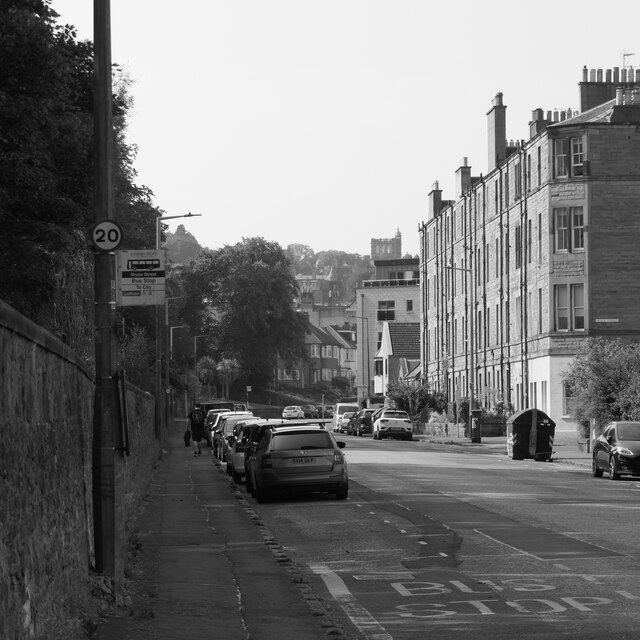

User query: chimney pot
[606,69,612,82]
[613,67,620,83]
[597,68,603,82]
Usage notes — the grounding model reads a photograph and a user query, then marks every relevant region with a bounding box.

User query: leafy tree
[217,358,241,399]
[1,1,162,362]
[386,381,447,420]
[183,238,307,388]
[118,324,154,390]
[285,244,315,274]
[563,337,640,431]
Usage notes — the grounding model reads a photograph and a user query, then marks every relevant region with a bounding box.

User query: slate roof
[388,322,420,358]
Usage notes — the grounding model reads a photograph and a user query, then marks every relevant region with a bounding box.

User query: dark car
[301,404,319,418]
[250,424,348,503]
[244,419,289,494]
[592,421,640,480]
[351,409,374,436]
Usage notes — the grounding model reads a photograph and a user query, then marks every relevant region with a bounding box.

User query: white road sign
[116,249,165,307]
[92,220,123,252]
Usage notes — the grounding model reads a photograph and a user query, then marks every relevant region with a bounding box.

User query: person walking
[188,406,206,456]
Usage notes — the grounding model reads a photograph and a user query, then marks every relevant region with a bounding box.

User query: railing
[362,278,419,288]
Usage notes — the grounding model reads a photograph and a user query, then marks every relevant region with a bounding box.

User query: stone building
[353,257,420,404]
[419,66,640,433]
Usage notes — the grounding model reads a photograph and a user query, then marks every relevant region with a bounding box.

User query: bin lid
[506,408,556,428]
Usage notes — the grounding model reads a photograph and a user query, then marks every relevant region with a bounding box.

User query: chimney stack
[427,181,442,220]
[455,158,472,197]
[487,93,506,172]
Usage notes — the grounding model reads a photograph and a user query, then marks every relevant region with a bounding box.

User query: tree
[181,238,307,389]
[0,1,162,362]
[563,338,640,432]
[386,381,447,420]
[217,358,241,399]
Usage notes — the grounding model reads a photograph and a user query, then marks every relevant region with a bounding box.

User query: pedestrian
[188,405,206,456]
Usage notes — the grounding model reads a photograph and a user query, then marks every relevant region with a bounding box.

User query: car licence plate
[291,457,314,465]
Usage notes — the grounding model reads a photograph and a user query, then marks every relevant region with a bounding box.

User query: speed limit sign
[91,220,123,252]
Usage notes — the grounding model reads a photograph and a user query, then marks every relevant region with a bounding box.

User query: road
[241,435,640,640]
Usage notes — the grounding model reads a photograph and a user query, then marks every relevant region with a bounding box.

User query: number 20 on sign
[91,220,123,252]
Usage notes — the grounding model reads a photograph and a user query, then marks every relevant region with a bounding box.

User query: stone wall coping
[0,299,93,381]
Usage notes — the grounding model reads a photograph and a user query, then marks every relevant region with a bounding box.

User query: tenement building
[419,66,640,432]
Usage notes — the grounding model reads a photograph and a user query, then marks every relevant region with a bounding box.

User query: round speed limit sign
[91,220,123,252]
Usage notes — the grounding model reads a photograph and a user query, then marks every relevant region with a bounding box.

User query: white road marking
[310,563,392,640]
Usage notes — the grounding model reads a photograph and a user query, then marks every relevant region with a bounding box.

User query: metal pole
[92,0,124,586]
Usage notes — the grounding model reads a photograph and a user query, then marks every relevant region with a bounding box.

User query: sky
[53,0,639,257]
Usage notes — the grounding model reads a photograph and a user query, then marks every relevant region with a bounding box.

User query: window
[377,331,382,351]
[571,137,584,175]
[495,237,499,278]
[555,283,585,331]
[321,345,332,358]
[528,219,532,263]
[572,207,584,250]
[374,360,383,376]
[537,146,541,186]
[538,212,542,262]
[563,381,578,416]
[406,299,414,312]
[310,344,319,357]
[486,306,491,346]
[514,161,522,199]
[555,285,569,330]
[554,139,569,177]
[377,300,395,321]
[505,166,509,203]
[555,208,569,251]
[554,206,584,253]
[526,154,531,192]
[515,225,522,268]
[495,303,500,344]
[515,296,522,339]
[541,380,547,412]
[573,283,585,329]
[538,288,543,334]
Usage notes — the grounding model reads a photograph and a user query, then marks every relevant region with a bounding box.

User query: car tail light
[333,450,344,465]
[261,455,272,468]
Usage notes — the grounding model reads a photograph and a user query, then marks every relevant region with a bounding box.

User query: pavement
[91,422,592,640]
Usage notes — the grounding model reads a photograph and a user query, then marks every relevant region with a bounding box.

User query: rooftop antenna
[622,51,635,68]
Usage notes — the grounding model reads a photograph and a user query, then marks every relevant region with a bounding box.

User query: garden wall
[0,301,159,640]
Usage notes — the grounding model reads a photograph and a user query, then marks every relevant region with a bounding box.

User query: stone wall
[0,301,159,639]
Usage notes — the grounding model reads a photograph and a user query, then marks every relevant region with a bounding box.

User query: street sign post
[116,249,165,306]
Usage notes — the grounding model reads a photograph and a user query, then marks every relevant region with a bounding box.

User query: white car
[282,405,305,419]
[372,409,413,441]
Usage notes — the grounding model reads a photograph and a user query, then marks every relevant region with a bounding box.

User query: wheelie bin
[506,408,555,461]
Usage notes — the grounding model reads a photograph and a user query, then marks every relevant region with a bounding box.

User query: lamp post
[193,335,207,406]
[154,212,202,442]
[446,264,478,442]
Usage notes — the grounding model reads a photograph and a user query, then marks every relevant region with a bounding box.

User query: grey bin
[506,408,556,461]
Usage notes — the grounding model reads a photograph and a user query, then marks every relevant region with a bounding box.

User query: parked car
[332,403,359,432]
[352,409,375,436]
[301,404,319,418]
[250,424,348,502]
[282,405,305,419]
[228,420,261,482]
[372,409,413,441]
[213,411,254,462]
[244,419,289,494]
[592,421,640,480]
[337,411,356,434]
[205,409,233,446]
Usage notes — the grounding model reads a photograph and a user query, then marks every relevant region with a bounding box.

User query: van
[332,403,360,432]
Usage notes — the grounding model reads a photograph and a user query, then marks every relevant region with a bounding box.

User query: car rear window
[617,423,640,440]
[271,431,333,451]
[383,411,408,419]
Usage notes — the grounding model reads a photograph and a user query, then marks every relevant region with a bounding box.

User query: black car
[592,421,640,480]
[351,409,374,436]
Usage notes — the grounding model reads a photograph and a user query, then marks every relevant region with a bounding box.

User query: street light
[154,212,202,442]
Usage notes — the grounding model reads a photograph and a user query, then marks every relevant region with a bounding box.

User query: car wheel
[232,469,241,483]
[335,485,348,500]
[592,457,603,477]
[226,462,233,476]
[609,457,621,480]
[245,475,253,493]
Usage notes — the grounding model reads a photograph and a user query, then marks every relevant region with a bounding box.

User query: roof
[388,322,420,358]
[550,97,640,126]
